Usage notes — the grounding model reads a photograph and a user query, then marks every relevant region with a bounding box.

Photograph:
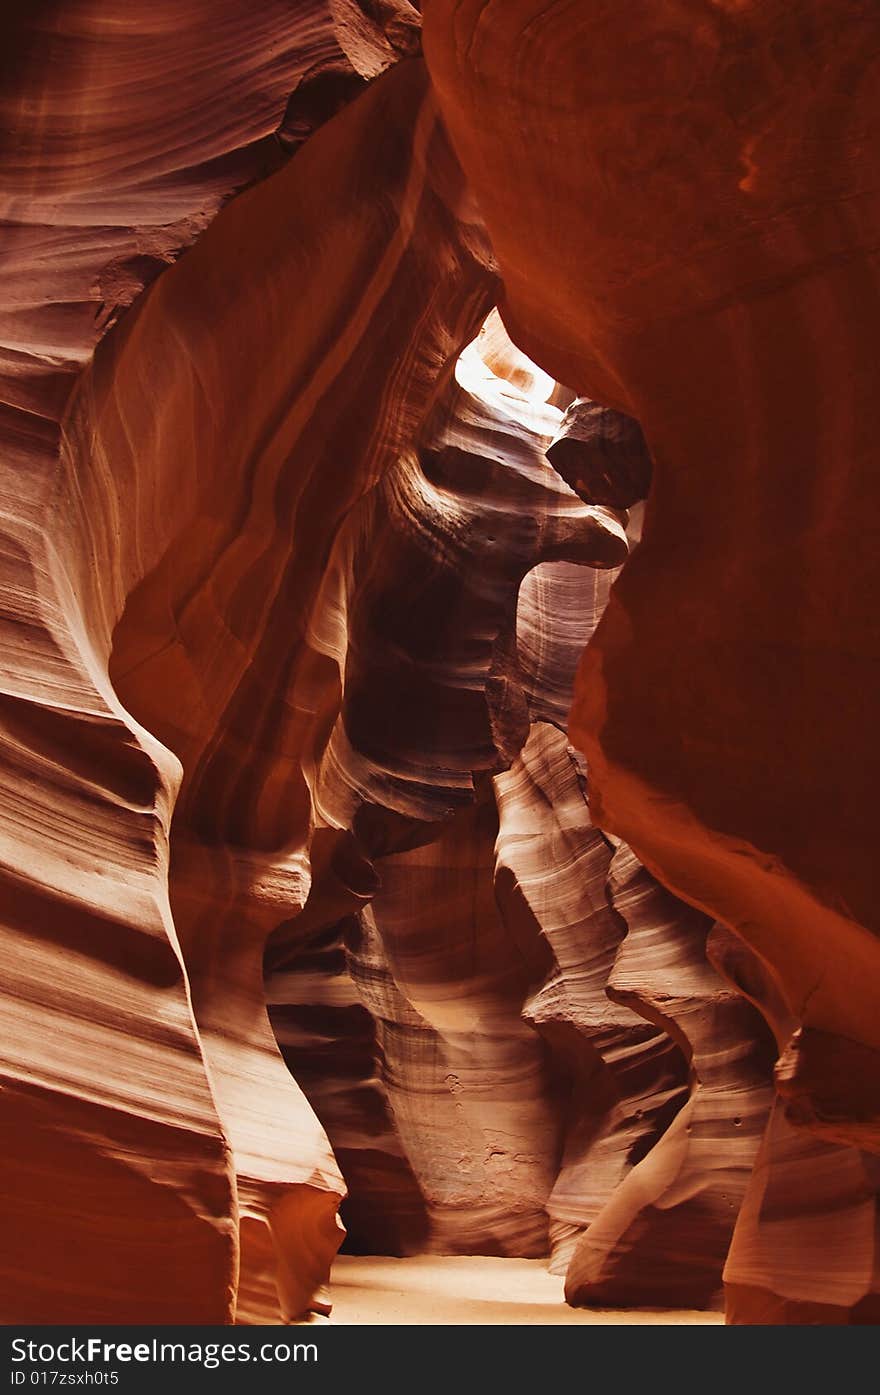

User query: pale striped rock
[494,725,688,1273]
[1,44,491,1320]
[565,854,774,1308]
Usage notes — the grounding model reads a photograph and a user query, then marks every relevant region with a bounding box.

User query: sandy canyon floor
[327,1258,723,1325]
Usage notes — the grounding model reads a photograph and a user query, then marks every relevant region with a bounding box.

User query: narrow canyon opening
[254,309,777,1317]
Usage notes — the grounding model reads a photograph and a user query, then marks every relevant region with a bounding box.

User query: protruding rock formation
[266,921,431,1257]
[547,400,652,510]
[709,924,880,1324]
[564,856,774,1308]
[365,796,561,1256]
[494,726,690,1273]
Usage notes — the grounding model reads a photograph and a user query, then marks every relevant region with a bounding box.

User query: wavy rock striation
[3,0,875,1327]
[2,26,492,1319]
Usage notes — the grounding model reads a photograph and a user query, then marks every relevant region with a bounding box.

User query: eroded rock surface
[2,0,877,1326]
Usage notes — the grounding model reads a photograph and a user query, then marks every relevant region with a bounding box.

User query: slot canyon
[2,0,879,1328]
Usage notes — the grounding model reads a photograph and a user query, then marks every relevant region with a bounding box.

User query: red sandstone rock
[1,21,491,1317]
[424,0,880,1322]
[4,0,879,1329]
[547,400,652,510]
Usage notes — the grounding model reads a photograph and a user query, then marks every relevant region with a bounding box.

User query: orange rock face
[424,0,880,1322]
[3,0,878,1326]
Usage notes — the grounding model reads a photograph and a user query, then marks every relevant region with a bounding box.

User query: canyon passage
[2,0,879,1327]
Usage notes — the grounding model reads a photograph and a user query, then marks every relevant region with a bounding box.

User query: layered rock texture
[2,0,878,1326]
